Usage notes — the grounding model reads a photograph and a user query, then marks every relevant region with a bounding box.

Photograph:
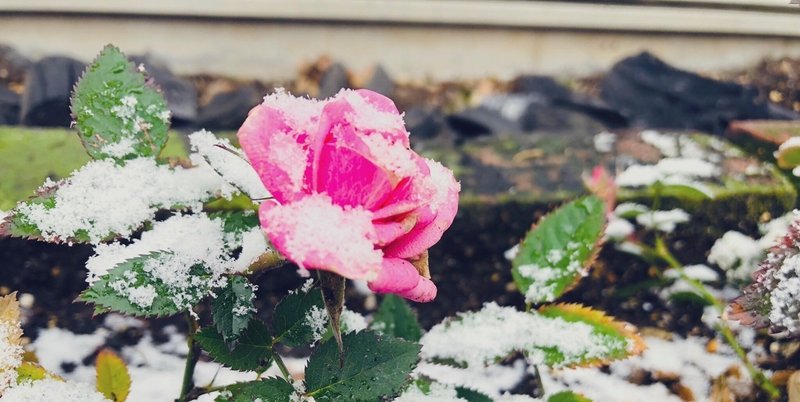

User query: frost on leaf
[0,294,23,396]
[420,303,643,369]
[81,213,265,317]
[512,196,606,304]
[3,158,238,244]
[730,215,800,337]
[188,130,270,201]
[71,45,170,160]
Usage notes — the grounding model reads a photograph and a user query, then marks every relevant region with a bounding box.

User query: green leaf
[212,275,256,346]
[512,196,606,304]
[655,183,713,201]
[71,45,170,160]
[195,320,272,372]
[16,362,55,383]
[370,294,422,342]
[0,186,94,243]
[95,349,131,402]
[272,285,326,347]
[421,303,644,369]
[305,331,420,402]
[777,138,800,169]
[548,390,593,402]
[214,377,295,402]
[538,304,645,367]
[455,387,494,402]
[80,253,215,317]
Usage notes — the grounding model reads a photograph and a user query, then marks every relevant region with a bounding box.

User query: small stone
[0,45,31,83]
[404,106,443,140]
[196,85,260,130]
[20,56,85,127]
[0,86,19,125]
[317,62,350,99]
[363,65,395,97]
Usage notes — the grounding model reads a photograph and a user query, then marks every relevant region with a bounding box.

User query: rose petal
[238,98,318,203]
[399,276,437,303]
[367,258,438,303]
[383,160,460,259]
[259,194,382,279]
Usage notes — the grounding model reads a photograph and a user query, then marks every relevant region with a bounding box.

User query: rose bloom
[238,89,459,302]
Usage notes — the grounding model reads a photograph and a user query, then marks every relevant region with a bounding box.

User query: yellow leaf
[0,293,20,325]
[95,349,131,402]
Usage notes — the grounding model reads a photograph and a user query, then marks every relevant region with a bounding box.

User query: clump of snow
[504,244,520,261]
[341,309,367,333]
[341,89,406,134]
[593,131,617,153]
[417,360,527,397]
[516,242,586,303]
[616,158,719,188]
[262,194,382,280]
[641,130,680,157]
[421,303,629,368]
[393,381,469,402]
[188,130,270,201]
[262,88,323,130]
[100,137,137,159]
[362,134,417,178]
[605,217,634,241]
[616,165,662,187]
[17,157,236,244]
[0,379,112,402]
[767,253,800,333]
[708,231,762,281]
[635,209,690,233]
[305,305,329,343]
[0,321,22,394]
[664,264,719,282]
[614,203,649,218]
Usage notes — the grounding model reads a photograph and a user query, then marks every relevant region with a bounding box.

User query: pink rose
[238,89,460,302]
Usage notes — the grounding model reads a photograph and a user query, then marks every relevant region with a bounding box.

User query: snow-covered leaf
[538,304,645,367]
[80,252,219,317]
[370,294,422,342]
[71,45,170,160]
[512,196,606,304]
[214,377,295,402]
[212,275,256,347]
[195,320,272,372]
[420,302,643,369]
[305,331,420,402]
[271,284,325,347]
[189,130,270,201]
[776,137,800,169]
[0,293,23,396]
[455,387,493,402]
[95,349,130,402]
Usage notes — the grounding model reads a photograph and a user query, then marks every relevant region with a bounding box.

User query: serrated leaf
[420,302,643,369]
[16,362,57,383]
[455,387,494,402]
[95,349,130,402]
[80,253,215,318]
[305,331,420,402]
[195,320,272,372]
[272,286,325,347]
[512,196,606,304]
[370,295,422,342]
[212,276,256,346]
[548,390,593,402]
[538,304,645,367]
[214,377,295,402]
[71,45,170,160]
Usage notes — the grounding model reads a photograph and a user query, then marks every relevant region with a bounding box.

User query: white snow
[417,360,527,397]
[593,131,617,153]
[707,231,762,281]
[420,303,630,368]
[17,157,236,244]
[0,379,112,402]
[0,320,22,395]
[635,209,690,233]
[305,305,329,343]
[614,203,649,217]
[188,130,270,201]
[767,253,800,333]
[664,264,719,282]
[605,217,634,241]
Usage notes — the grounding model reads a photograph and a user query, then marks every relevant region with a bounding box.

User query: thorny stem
[177,313,202,402]
[652,238,780,399]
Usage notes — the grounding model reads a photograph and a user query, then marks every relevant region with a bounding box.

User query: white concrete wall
[2,0,800,81]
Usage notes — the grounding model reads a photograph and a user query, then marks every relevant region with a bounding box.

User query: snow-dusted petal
[259,194,382,280]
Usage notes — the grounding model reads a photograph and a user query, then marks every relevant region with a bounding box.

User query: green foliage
[195,320,272,372]
[455,387,494,402]
[271,286,325,347]
[80,253,214,317]
[212,275,256,346]
[512,196,606,304]
[548,390,593,402]
[304,331,420,402]
[538,304,644,367]
[214,378,295,402]
[370,294,422,342]
[0,189,57,242]
[71,45,170,160]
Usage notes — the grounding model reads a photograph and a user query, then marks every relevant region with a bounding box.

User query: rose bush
[238,89,460,302]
